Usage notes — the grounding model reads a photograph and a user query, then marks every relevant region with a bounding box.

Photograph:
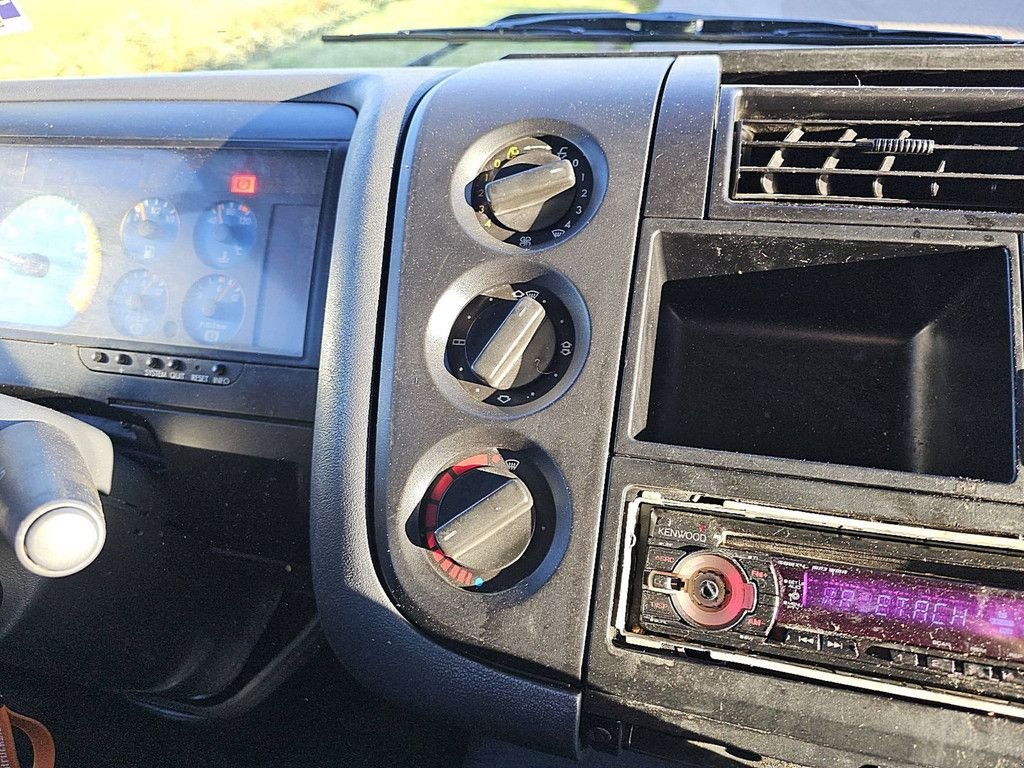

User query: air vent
[733,116,1024,213]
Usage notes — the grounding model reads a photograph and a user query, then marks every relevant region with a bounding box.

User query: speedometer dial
[121,198,180,262]
[194,201,258,268]
[109,269,168,337]
[0,195,102,328]
[182,274,246,345]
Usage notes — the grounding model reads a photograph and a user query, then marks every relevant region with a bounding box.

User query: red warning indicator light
[229,173,259,196]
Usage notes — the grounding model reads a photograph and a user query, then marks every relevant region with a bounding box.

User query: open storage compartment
[637,236,1017,482]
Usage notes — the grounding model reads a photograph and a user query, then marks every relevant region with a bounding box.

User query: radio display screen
[0,144,330,358]
[774,561,1024,662]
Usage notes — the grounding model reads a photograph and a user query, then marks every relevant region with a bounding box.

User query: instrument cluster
[0,144,330,358]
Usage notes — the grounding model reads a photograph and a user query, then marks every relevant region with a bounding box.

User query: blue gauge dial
[121,198,180,262]
[109,269,168,338]
[194,201,257,268]
[0,195,102,329]
[182,274,246,345]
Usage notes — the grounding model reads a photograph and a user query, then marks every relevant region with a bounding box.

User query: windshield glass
[0,0,1019,79]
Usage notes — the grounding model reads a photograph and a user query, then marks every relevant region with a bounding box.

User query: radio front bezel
[613,489,1024,721]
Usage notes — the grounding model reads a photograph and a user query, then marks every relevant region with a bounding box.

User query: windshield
[0,0,1019,79]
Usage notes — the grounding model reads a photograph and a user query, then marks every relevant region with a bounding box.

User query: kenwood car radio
[614,491,1024,719]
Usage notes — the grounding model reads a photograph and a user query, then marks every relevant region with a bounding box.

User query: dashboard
[3,47,1024,768]
[0,144,328,358]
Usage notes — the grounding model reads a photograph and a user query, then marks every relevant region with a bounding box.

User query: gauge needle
[0,248,50,277]
[216,280,234,302]
[202,280,235,318]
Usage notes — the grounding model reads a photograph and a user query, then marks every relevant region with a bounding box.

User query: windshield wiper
[323,11,1011,47]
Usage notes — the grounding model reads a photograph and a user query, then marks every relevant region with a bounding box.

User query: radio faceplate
[615,491,1024,719]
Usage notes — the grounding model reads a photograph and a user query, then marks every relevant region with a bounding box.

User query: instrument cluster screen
[0,144,330,357]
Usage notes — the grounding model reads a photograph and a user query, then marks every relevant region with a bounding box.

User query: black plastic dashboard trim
[304,70,587,757]
[372,57,675,697]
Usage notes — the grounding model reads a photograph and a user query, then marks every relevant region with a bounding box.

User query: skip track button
[819,635,858,657]
[783,630,820,651]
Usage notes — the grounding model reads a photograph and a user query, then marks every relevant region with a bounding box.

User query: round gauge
[108,269,168,338]
[194,201,258,268]
[182,274,245,345]
[0,195,102,328]
[121,198,180,262]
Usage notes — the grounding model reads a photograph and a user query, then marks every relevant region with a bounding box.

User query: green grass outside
[0,0,652,79]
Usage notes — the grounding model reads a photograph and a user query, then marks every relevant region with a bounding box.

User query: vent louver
[733,116,1024,213]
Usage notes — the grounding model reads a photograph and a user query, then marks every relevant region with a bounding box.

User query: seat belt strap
[0,707,55,768]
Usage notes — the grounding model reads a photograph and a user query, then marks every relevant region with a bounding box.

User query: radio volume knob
[434,467,535,576]
[669,553,757,630]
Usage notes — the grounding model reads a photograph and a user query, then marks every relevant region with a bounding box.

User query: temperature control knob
[471,136,595,248]
[446,283,576,407]
[421,451,555,590]
[435,467,534,575]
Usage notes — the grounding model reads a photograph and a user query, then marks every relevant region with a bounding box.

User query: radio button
[783,630,821,651]
[866,646,921,668]
[962,662,995,680]
[925,656,958,674]
[642,590,680,621]
[645,547,683,572]
[734,591,778,637]
[732,556,777,596]
[819,635,858,658]
[889,649,922,669]
[999,667,1022,684]
[647,571,684,593]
